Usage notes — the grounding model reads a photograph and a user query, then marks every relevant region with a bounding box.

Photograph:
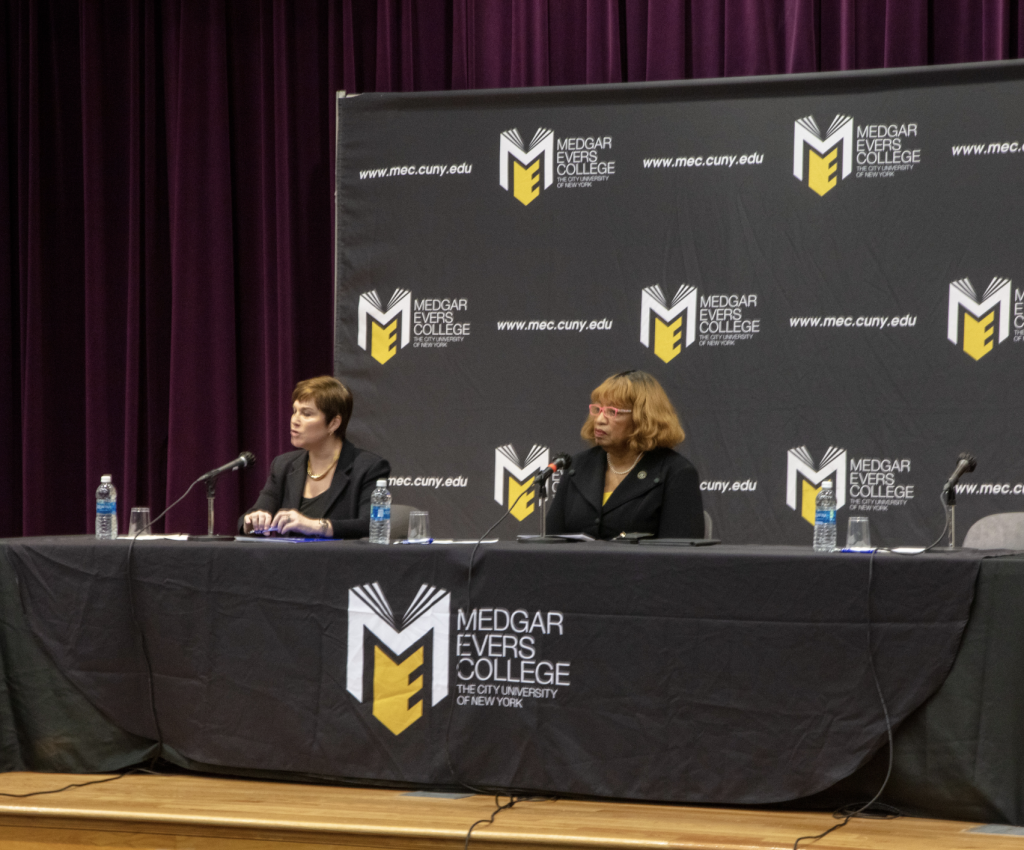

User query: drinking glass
[846,516,872,549]
[127,507,152,537]
[407,511,430,542]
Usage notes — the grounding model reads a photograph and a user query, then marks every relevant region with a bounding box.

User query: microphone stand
[519,474,570,544]
[188,476,236,541]
[944,485,957,548]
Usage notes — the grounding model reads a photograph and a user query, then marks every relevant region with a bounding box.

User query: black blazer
[238,441,390,539]
[545,446,704,540]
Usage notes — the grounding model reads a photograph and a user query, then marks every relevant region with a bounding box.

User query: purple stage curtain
[2,0,1023,537]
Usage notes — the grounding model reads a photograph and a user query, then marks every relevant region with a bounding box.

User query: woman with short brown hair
[546,370,704,539]
[240,376,389,538]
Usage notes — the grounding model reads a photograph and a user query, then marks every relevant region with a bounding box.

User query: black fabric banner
[6,537,979,804]
[334,61,1024,544]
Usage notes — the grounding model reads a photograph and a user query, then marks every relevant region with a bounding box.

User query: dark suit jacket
[238,441,390,539]
[545,446,704,540]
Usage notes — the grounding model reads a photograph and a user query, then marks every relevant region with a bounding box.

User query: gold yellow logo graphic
[347,583,450,736]
[786,446,847,525]
[357,289,412,365]
[947,277,1011,361]
[640,284,696,363]
[793,115,853,197]
[494,444,550,520]
[499,129,554,206]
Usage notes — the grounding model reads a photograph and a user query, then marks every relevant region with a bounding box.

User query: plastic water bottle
[95,475,118,540]
[369,479,391,544]
[813,480,837,552]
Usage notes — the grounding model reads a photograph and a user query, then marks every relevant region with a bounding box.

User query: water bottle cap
[101,475,113,483]
[376,479,388,487]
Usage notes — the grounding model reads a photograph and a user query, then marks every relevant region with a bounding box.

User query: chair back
[389,504,417,540]
[963,512,1024,549]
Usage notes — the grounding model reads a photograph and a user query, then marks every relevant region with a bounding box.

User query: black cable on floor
[464,794,521,850]
[0,768,143,798]
[463,793,555,850]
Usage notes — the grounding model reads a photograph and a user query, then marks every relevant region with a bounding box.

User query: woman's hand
[271,509,325,537]
[243,510,274,533]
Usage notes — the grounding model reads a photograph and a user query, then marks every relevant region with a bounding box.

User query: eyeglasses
[589,404,631,419]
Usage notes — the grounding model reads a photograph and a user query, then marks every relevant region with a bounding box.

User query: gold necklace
[307,452,340,481]
[607,452,643,476]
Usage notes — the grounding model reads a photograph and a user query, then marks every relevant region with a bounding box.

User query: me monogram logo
[347,583,450,736]
[786,446,848,525]
[639,285,697,363]
[357,289,412,365]
[499,129,554,206]
[494,444,550,521]
[947,277,1011,361]
[793,115,853,196]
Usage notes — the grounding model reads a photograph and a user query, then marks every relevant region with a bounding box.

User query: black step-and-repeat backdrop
[334,61,1024,544]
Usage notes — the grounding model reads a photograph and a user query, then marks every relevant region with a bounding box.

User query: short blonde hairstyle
[581,370,685,453]
[292,376,353,440]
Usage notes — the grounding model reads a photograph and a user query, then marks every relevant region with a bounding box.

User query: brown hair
[580,370,685,452]
[292,376,353,441]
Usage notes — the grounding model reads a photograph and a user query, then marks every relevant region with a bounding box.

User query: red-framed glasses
[589,404,631,419]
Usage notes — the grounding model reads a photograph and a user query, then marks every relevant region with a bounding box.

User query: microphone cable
[0,769,147,799]
[922,490,952,552]
[4,458,252,799]
[441,485,552,847]
[3,477,209,799]
[462,793,555,850]
[121,456,251,768]
[794,458,981,846]
[442,485,536,802]
[792,548,896,850]
[121,476,207,767]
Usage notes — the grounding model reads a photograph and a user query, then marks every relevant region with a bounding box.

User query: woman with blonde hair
[545,370,704,539]
[240,376,389,538]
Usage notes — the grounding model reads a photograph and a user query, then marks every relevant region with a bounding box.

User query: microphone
[198,451,256,483]
[537,453,572,483]
[942,452,977,493]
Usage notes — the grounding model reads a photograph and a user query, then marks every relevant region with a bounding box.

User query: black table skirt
[0,536,995,816]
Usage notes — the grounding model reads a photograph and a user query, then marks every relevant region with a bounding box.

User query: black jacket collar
[569,446,670,512]
[284,441,358,512]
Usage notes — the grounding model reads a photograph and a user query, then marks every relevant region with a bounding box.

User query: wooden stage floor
[0,772,1020,850]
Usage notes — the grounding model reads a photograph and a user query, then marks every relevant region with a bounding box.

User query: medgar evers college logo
[786,446,848,525]
[347,582,451,735]
[639,284,761,362]
[793,115,853,197]
[494,444,550,521]
[499,129,554,206]
[357,288,470,365]
[499,127,616,206]
[639,285,697,363]
[947,277,1012,361]
[346,581,573,733]
[793,113,921,195]
[357,289,411,364]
